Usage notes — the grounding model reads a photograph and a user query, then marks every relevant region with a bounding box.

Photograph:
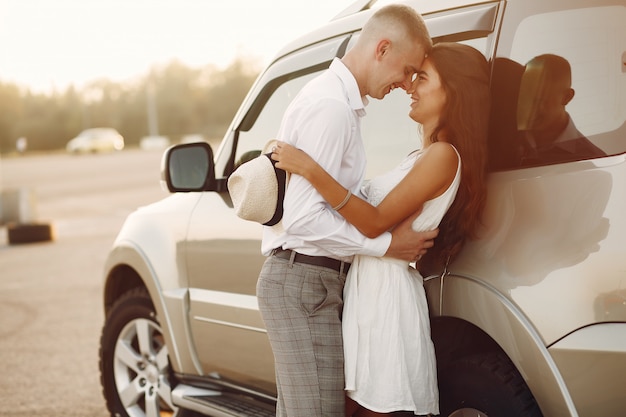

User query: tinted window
[489,4,626,170]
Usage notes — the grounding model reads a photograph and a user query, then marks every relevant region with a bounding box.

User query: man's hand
[385,212,438,262]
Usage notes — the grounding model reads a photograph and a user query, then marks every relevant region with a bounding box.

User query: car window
[489,4,626,170]
[235,72,319,167]
[216,35,349,178]
[234,65,420,180]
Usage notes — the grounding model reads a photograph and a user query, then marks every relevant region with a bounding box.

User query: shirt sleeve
[280,97,391,258]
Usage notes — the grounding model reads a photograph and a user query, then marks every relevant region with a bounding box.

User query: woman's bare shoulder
[421,141,459,167]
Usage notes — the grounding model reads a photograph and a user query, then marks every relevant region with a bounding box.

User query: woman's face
[408,57,446,127]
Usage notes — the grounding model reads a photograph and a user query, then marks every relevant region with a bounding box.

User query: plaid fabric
[257,255,347,417]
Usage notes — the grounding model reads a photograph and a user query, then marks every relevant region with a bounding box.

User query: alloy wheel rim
[113,317,176,417]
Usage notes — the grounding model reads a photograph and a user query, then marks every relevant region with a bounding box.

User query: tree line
[0,57,261,154]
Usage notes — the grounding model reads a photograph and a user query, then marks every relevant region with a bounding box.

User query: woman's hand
[270,141,316,178]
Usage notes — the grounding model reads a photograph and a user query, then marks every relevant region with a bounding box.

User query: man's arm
[385,211,438,261]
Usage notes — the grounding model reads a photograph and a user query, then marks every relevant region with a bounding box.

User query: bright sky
[0,0,354,93]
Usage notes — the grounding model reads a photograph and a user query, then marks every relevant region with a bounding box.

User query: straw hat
[227,140,289,226]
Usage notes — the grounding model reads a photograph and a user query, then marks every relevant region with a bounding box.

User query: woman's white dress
[343,148,461,415]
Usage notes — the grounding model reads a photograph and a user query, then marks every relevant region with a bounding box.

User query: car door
[182,35,351,394]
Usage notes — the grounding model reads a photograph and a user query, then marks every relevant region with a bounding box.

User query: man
[256,5,436,417]
[517,53,605,165]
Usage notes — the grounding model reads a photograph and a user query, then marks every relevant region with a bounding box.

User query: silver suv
[99,1,626,416]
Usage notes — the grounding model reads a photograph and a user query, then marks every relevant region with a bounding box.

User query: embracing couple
[256,4,490,417]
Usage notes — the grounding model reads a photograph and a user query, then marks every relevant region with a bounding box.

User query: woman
[271,42,490,416]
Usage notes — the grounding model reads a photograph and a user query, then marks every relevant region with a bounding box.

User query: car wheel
[99,287,177,417]
[438,352,543,417]
[7,222,54,244]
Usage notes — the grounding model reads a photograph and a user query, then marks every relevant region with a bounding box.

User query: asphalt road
[0,149,171,417]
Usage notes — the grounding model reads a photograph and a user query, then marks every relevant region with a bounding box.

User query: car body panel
[451,154,626,344]
[103,193,202,373]
[183,192,274,390]
[441,155,626,416]
[425,274,579,417]
[548,323,626,416]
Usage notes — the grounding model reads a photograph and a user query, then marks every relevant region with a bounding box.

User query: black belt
[272,248,350,274]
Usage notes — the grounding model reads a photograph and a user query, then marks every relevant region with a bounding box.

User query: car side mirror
[161,142,216,192]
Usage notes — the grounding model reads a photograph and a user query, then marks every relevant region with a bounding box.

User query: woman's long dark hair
[419,42,490,274]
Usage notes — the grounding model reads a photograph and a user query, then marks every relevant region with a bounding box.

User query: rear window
[488,4,626,170]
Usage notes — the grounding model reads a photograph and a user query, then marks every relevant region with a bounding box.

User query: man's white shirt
[261,58,391,262]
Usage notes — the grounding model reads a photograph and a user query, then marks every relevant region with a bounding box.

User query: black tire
[99,287,177,417]
[438,352,543,417]
[7,222,54,244]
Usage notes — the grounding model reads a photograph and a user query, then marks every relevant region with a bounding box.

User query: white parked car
[66,128,124,153]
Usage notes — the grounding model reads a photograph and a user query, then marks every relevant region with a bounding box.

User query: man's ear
[376,39,391,60]
[562,87,575,106]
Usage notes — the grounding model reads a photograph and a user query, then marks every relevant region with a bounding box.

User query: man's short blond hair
[361,4,432,52]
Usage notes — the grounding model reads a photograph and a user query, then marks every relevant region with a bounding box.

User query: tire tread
[438,352,543,417]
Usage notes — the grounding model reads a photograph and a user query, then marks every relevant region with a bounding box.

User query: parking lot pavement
[0,149,168,417]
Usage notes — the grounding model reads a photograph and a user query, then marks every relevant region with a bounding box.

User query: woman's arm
[272,141,458,238]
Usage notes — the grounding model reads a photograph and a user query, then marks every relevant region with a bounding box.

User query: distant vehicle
[139,135,170,151]
[66,128,124,153]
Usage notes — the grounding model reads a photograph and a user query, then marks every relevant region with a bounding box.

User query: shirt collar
[329,58,368,116]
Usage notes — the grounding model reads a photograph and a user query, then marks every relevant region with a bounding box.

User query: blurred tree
[0,82,23,153]
[14,90,81,152]
[201,57,260,138]
[152,61,199,137]
[0,56,260,153]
